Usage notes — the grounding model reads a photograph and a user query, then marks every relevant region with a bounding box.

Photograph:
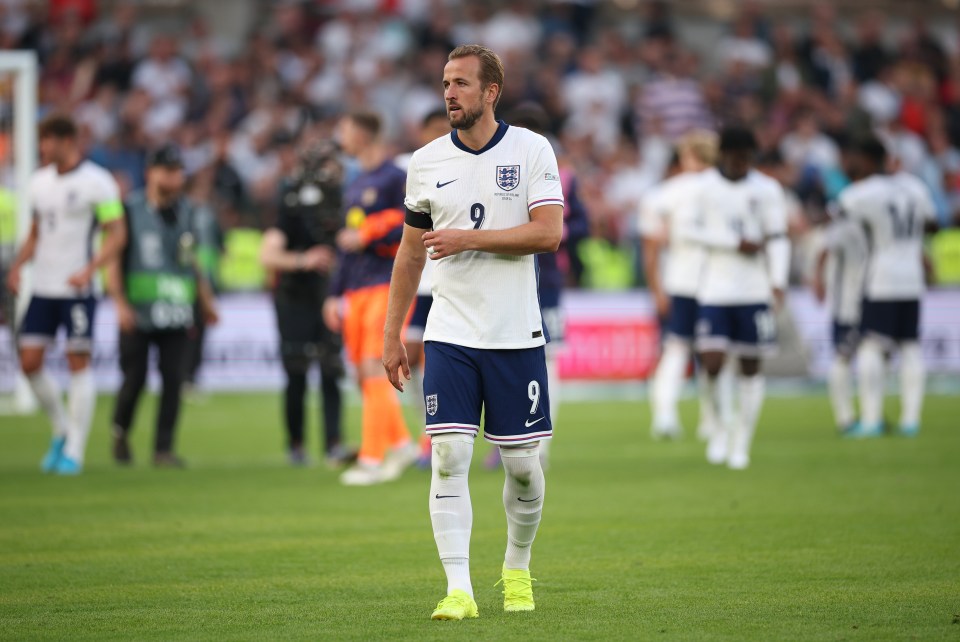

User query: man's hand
[422,229,473,260]
[5,266,20,296]
[303,245,336,272]
[812,275,826,303]
[323,296,343,333]
[202,301,220,326]
[116,301,137,334]
[653,289,670,320]
[382,334,411,392]
[336,229,364,253]
[738,239,764,256]
[67,265,95,290]
[772,287,786,312]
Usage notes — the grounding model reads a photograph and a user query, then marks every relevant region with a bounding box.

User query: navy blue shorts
[696,303,777,356]
[20,295,96,351]
[406,294,432,341]
[666,295,699,342]
[832,321,860,359]
[423,341,552,445]
[861,299,920,344]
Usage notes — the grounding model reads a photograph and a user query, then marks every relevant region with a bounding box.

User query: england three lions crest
[496,165,520,191]
[426,394,438,416]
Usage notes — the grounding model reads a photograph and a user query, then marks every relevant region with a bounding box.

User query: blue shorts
[666,295,699,342]
[406,294,432,342]
[20,295,96,351]
[423,341,552,445]
[695,303,776,356]
[861,299,919,344]
[832,321,860,359]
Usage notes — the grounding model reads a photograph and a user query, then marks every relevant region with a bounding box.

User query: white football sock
[899,341,925,428]
[430,433,474,597]
[828,357,855,428]
[858,338,886,428]
[27,370,68,439]
[652,339,688,434]
[703,372,729,463]
[730,374,765,467]
[696,369,716,441]
[501,443,545,571]
[64,368,95,463]
[717,358,737,429]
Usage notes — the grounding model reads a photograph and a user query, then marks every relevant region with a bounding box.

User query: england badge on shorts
[496,165,520,191]
[425,394,438,416]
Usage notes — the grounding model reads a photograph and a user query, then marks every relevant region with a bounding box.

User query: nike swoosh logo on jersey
[518,496,541,503]
[436,179,458,188]
[435,494,460,499]
[524,417,545,428]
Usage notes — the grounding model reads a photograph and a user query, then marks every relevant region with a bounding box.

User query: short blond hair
[449,44,505,109]
[677,129,719,166]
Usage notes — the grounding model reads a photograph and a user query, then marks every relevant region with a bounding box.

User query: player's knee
[19,351,44,375]
[66,352,91,373]
[500,443,540,486]
[700,352,724,378]
[282,354,310,376]
[432,434,473,478]
[739,358,760,377]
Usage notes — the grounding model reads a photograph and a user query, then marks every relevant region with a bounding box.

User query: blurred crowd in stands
[2,0,960,289]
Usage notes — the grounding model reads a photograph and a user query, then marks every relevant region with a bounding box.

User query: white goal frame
[0,51,37,414]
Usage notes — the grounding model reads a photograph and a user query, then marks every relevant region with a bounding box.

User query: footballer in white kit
[813,200,869,432]
[382,45,563,621]
[835,138,936,438]
[6,115,125,475]
[640,130,735,441]
[685,127,790,470]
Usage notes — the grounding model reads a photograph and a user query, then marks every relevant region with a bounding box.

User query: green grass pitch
[1,392,958,641]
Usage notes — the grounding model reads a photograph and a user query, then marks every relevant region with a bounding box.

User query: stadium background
[3,0,960,394]
[1,3,959,641]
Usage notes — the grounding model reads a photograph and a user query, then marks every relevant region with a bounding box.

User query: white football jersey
[689,168,789,305]
[638,171,709,298]
[404,123,564,349]
[821,214,868,325]
[837,172,934,301]
[29,160,122,298]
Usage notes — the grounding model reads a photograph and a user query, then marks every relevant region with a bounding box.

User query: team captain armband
[95,199,124,223]
[405,207,433,229]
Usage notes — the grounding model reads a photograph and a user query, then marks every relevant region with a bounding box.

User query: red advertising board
[557,318,660,380]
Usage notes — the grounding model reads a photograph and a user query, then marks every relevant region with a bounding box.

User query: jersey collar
[450,120,509,155]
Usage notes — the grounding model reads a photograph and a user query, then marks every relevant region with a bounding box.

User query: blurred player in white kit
[641,129,735,442]
[5,115,125,474]
[833,137,936,438]
[686,127,790,469]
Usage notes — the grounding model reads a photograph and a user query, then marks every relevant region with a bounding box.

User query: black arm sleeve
[405,207,433,230]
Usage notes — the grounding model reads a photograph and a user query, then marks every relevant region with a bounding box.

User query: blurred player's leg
[898,341,925,436]
[112,330,150,464]
[729,358,765,470]
[429,433,477,620]
[855,336,886,437]
[20,298,69,471]
[62,356,94,471]
[651,338,687,439]
[24,360,70,472]
[828,357,855,431]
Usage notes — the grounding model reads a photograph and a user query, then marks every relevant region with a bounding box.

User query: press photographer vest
[122,191,201,332]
